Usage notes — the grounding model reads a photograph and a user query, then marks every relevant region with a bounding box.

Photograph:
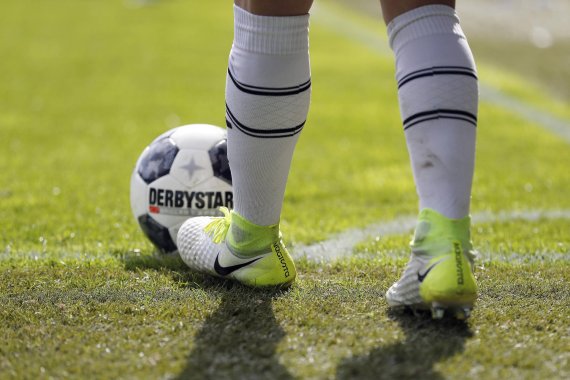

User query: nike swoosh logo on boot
[214,253,262,276]
[417,257,449,283]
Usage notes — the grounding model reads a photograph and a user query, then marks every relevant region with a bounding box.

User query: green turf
[1,1,569,379]
[356,219,570,261]
[2,258,568,379]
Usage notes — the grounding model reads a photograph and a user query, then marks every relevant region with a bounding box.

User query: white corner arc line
[311,3,570,144]
[292,209,570,262]
[479,84,570,143]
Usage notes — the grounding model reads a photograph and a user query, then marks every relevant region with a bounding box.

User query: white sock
[225,5,311,226]
[388,5,478,219]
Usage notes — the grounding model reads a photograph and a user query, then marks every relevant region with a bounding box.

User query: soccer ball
[130,124,233,254]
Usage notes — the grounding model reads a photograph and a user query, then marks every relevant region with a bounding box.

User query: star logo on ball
[180,157,204,180]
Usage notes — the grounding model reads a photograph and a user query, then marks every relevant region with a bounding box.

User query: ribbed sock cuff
[387,5,464,51]
[233,4,310,55]
[227,210,280,257]
[412,208,472,253]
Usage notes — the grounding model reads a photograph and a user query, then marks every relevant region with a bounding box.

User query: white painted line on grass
[0,209,570,264]
[2,209,567,263]
[311,3,570,144]
[292,209,570,262]
[311,3,392,56]
[479,84,570,143]
[293,214,416,261]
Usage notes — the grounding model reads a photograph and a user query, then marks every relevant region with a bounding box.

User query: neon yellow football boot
[177,207,296,287]
[386,208,477,319]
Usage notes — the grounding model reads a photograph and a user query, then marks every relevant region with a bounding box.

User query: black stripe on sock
[403,109,478,130]
[228,69,311,96]
[225,104,305,139]
[398,66,477,89]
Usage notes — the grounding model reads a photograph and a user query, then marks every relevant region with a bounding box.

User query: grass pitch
[1,1,569,379]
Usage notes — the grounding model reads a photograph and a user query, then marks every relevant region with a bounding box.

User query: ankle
[226,211,280,257]
[412,208,472,254]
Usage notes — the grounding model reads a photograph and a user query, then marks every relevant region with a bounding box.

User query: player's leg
[381,0,478,318]
[379,0,455,23]
[235,0,314,16]
[227,0,313,227]
[177,0,313,287]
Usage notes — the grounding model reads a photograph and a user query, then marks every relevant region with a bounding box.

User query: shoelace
[203,207,231,244]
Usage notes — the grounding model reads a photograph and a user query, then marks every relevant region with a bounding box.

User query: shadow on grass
[120,251,207,286]
[175,286,293,380]
[336,308,473,380]
[121,253,472,379]
[121,252,293,380]
[121,251,189,273]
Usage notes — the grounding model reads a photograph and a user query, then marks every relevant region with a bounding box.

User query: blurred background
[335,0,570,100]
[0,0,568,253]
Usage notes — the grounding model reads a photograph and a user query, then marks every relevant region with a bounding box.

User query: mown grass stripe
[311,2,570,143]
[292,209,570,262]
[4,209,565,264]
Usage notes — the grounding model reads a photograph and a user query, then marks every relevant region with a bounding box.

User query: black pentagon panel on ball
[208,139,232,185]
[137,214,177,254]
[138,138,179,184]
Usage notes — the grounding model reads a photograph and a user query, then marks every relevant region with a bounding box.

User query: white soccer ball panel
[169,148,213,188]
[188,176,233,210]
[130,172,148,218]
[151,126,180,145]
[192,175,233,193]
[170,124,227,150]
